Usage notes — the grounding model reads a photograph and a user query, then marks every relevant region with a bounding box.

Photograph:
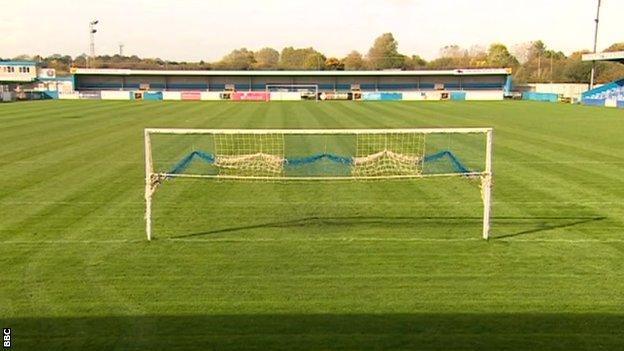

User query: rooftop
[0,61,38,66]
[582,51,624,64]
[72,68,512,77]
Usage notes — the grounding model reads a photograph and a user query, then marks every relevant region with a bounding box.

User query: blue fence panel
[143,92,163,101]
[618,100,624,109]
[362,92,402,101]
[581,98,606,107]
[522,92,558,102]
[450,92,466,101]
[42,91,59,99]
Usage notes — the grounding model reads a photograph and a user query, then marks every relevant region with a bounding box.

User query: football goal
[265,84,319,101]
[144,128,493,240]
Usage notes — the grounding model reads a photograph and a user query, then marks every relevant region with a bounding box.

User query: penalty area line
[164,237,624,244]
[165,237,482,243]
[0,238,623,244]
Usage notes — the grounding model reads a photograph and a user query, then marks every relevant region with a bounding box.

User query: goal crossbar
[145,127,492,135]
[144,127,493,241]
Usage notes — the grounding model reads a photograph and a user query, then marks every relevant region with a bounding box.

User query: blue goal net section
[144,128,493,240]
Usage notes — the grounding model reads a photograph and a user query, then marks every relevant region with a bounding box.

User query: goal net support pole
[143,127,493,241]
[144,129,155,241]
[481,129,493,240]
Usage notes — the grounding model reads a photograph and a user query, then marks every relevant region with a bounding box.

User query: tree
[366,33,404,69]
[595,62,624,83]
[324,57,344,70]
[402,55,427,69]
[280,47,325,70]
[467,45,488,67]
[439,45,471,68]
[13,54,33,61]
[303,52,326,70]
[527,40,547,61]
[253,47,279,70]
[563,57,593,83]
[343,51,365,70]
[426,57,457,69]
[439,45,464,59]
[604,42,624,52]
[515,40,569,82]
[217,48,255,70]
[512,42,534,64]
[73,54,87,68]
[486,43,519,68]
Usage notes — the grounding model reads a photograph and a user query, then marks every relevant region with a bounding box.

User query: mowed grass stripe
[1,101,624,350]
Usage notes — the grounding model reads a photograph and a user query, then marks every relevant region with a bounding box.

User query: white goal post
[265,84,319,101]
[144,127,493,241]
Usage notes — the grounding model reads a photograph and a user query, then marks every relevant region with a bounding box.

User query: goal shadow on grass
[7,313,624,350]
[491,216,606,240]
[168,216,606,240]
[169,216,484,239]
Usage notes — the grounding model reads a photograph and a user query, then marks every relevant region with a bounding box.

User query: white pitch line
[0,239,142,244]
[2,237,623,244]
[495,238,624,243]
[165,237,483,243]
[2,201,624,205]
[165,237,624,243]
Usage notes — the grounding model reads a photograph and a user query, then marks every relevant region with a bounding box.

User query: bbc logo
[3,328,10,349]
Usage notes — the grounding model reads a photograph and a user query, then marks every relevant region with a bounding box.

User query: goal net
[145,128,493,240]
[265,84,319,101]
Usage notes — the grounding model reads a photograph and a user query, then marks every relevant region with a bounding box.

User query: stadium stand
[70,68,512,102]
[582,79,624,100]
[581,51,624,108]
[581,78,624,108]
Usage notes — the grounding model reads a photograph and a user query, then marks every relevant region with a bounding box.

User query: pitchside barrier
[269,92,302,101]
[231,92,270,101]
[78,91,101,100]
[181,91,201,101]
[101,91,131,100]
[266,85,318,102]
[62,90,507,102]
[360,92,403,101]
[522,92,559,102]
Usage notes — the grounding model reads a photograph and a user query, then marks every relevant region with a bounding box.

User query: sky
[1,0,622,61]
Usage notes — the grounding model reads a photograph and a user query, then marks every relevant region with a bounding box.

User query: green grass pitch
[1,100,624,350]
